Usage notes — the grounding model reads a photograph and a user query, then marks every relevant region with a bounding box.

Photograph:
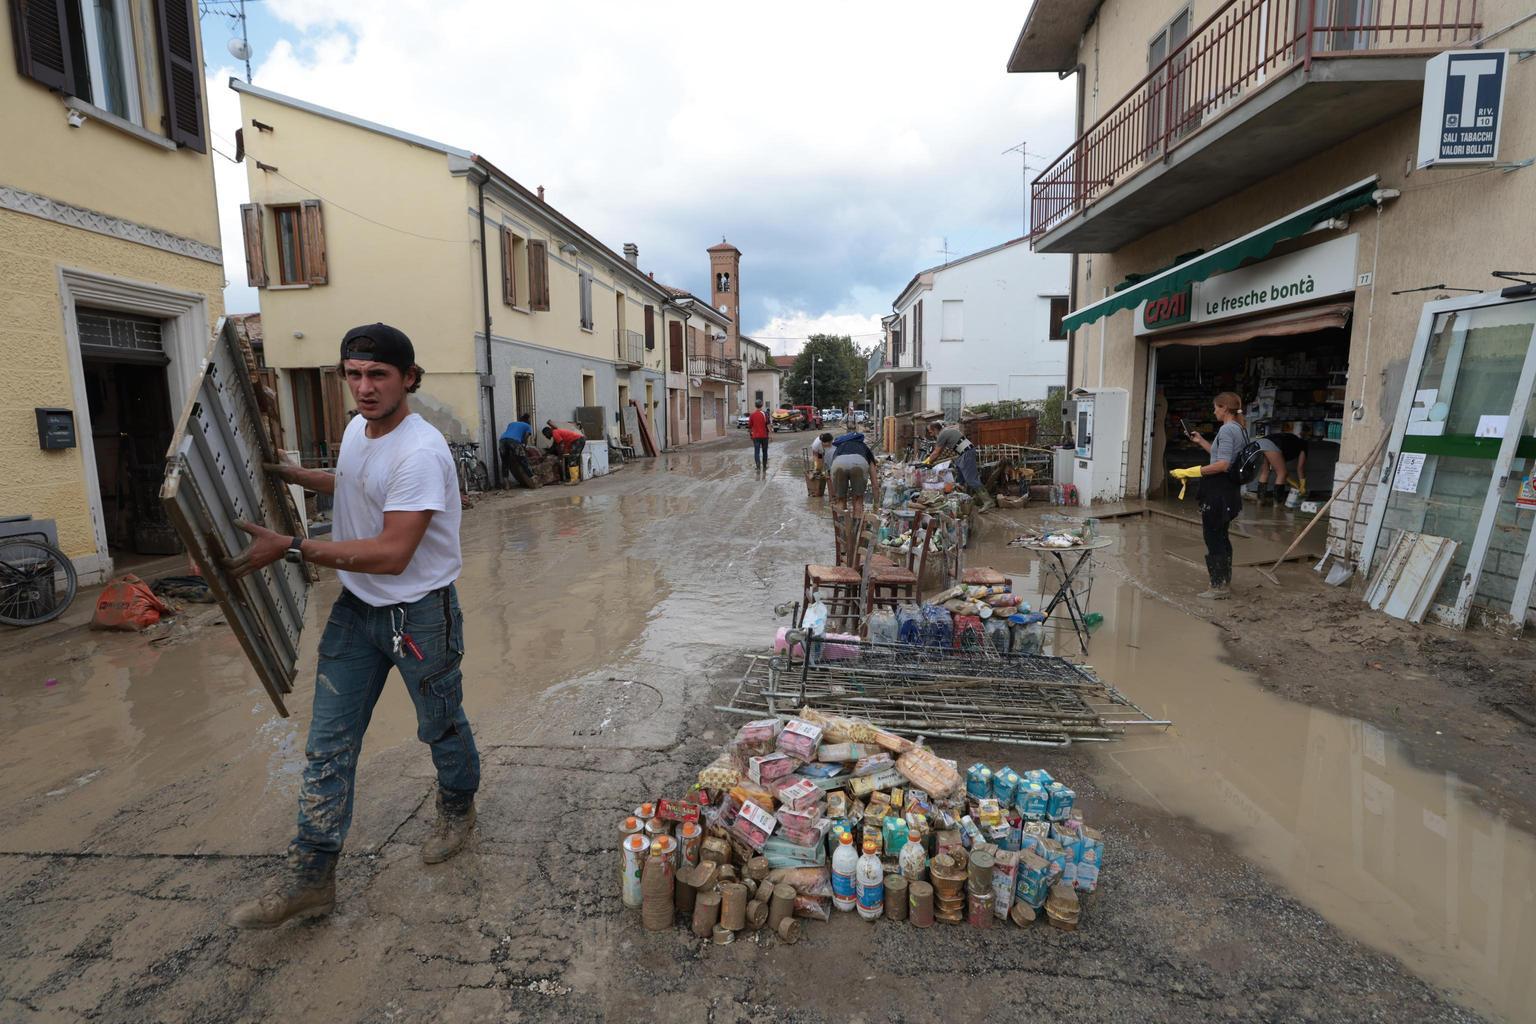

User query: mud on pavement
[0,436,1525,1022]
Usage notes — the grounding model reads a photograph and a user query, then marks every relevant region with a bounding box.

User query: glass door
[1362,294,1536,628]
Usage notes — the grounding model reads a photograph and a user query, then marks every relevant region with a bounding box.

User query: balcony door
[1146,8,1193,155]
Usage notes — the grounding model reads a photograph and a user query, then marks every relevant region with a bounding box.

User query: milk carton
[991,849,1019,918]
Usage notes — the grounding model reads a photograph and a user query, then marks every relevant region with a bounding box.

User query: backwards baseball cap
[340,323,415,371]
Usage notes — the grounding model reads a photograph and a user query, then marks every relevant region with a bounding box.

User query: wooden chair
[803,563,863,635]
[865,512,932,616]
[834,507,896,574]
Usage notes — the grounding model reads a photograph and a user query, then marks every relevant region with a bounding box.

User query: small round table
[1012,537,1113,650]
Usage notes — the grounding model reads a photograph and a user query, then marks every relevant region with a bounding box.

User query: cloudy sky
[201,1,1073,354]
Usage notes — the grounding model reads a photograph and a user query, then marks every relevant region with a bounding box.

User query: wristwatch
[283,536,305,564]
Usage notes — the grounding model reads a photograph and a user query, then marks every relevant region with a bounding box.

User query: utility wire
[210,142,471,243]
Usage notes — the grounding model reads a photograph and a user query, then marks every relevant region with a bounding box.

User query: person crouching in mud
[225,323,481,929]
[1171,391,1247,601]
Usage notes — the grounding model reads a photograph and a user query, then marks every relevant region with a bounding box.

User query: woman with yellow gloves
[1171,391,1249,600]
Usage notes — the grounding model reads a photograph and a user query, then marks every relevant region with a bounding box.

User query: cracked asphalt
[0,435,1502,1022]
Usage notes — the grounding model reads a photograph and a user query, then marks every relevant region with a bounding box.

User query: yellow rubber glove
[1170,465,1202,500]
[1298,476,1307,494]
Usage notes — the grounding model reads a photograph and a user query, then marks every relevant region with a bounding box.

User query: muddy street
[1,434,1531,1023]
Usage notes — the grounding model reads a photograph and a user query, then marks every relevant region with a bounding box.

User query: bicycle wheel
[0,538,78,626]
[470,459,490,492]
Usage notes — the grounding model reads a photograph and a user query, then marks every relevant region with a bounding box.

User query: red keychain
[401,634,425,661]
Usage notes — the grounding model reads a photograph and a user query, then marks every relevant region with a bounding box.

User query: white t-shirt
[332,413,462,606]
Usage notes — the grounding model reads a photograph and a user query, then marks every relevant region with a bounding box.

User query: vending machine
[1070,387,1129,506]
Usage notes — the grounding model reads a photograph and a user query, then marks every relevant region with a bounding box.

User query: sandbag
[92,574,173,631]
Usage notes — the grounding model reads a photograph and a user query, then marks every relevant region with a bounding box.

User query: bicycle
[0,532,78,627]
[449,441,490,493]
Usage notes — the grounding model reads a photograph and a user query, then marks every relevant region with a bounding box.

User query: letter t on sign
[1448,59,1498,127]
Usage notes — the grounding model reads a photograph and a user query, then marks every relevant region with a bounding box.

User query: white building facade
[873,238,1070,423]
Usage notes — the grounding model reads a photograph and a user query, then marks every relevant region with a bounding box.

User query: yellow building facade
[232,80,703,467]
[1,0,222,582]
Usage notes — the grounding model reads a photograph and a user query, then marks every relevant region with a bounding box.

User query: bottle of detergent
[855,838,884,921]
[899,832,928,882]
[832,832,858,912]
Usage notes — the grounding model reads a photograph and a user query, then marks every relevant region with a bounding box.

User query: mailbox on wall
[35,408,76,450]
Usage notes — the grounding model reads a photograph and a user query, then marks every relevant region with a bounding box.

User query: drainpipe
[1063,61,1087,394]
[475,170,501,487]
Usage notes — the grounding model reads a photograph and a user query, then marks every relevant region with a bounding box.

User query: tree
[782,334,868,410]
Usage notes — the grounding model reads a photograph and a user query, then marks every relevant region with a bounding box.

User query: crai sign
[1134,234,1358,336]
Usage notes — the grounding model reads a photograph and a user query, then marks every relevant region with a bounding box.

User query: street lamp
[811,355,818,414]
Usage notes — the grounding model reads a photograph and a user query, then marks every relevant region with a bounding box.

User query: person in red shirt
[542,422,587,483]
[747,399,770,472]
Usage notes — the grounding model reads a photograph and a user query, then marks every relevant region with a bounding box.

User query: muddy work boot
[421,793,477,865]
[1199,555,1232,600]
[228,851,336,929]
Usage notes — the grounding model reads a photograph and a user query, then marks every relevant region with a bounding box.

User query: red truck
[791,405,823,430]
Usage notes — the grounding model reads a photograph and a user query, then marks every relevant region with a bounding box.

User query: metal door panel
[160,318,309,716]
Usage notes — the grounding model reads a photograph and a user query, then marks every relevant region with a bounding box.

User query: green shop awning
[1062,177,1381,333]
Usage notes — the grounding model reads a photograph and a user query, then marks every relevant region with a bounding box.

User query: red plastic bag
[92,574,173,631]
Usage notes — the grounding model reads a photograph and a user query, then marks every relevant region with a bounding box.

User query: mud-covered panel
[160,318,309,716]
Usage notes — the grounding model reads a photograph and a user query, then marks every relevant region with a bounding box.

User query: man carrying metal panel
[223,323,481,929]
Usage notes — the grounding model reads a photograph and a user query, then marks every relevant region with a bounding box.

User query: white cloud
[750,311,887,357]
[206,1,1074,328]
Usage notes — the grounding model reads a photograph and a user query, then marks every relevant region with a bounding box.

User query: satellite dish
[227,37,251,61]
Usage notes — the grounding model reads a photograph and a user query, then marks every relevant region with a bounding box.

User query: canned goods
[621,833,650,909]
[678,821,704,866]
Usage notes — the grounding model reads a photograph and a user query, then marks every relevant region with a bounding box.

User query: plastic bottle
[866,606,899,646]
[856,839,884,921]
[832,832,858,912]
[899,832,928,882]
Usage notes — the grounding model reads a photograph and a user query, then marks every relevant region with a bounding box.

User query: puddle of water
[974,515,1536,1023]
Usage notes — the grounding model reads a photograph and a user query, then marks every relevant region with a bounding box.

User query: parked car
[852,410,870,424]
[823,409,844,423]
[735,412,752,429]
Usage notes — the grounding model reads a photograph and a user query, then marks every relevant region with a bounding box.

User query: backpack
[1227,427,1266,485]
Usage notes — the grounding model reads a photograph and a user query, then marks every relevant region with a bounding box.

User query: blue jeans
[752,437,769,467]
[292,585,480,861]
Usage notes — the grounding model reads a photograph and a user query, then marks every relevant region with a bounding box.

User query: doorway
[77,308,180,562]
[1146,323,1351,501]
[1361,293,1536,627]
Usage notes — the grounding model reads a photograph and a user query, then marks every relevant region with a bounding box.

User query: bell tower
[708,238,741,358]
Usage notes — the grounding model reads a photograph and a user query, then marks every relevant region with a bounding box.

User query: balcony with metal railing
[616,328,645,367]
[1029,0,1481,254]
[688,355,743,383]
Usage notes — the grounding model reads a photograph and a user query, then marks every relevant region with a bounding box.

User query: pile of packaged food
[621,707,1104,941]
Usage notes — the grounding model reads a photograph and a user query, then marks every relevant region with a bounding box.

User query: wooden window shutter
[527,239,550,310]
[11,0,76,93]
[669,320,684,368]
[499,227,516,306]
[319,366,348,454]
[156,0,206,152]
[239,203,268,287]
[300,200,327,285]
[644,305,655,349]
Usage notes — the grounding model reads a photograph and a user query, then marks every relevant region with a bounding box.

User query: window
[12,0,204,149]
[941,387,963,423]
[914,299,924,366]
[1048,296,1069,340]
[755,389,764,404]
[273,205,306,285]
[578,269,594,330]
[1148,7,1193,143]
[80,0,141,122]
[669,321,685,369]
[582,372,596,407]
[240,200,326,288]
[644,305,656,349]
[716,272,731,293]
[513,371,535,423]
[940,300,964,342]
[500,227,525,307]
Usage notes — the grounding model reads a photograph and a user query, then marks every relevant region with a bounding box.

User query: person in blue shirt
[498,414,536,488]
